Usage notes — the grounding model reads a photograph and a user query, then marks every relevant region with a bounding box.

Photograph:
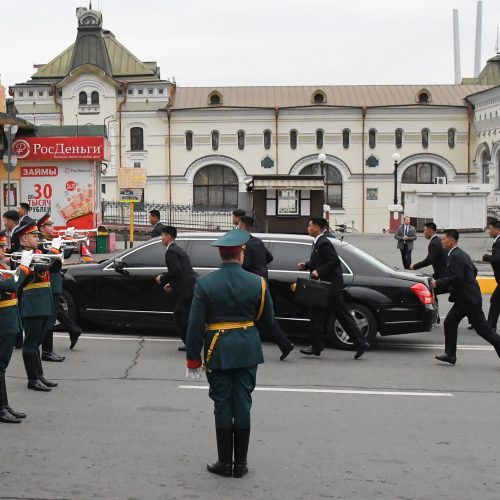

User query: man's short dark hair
[424,222,437,231]
[239,216,254,228]
[3,210,20,222]
[444,229,459,241]
[309,217,328,230]
[162,225,177,239]
[149,209,161,219]
[232,209,246,218]
[19,203,30,212]
[488,220,500,230]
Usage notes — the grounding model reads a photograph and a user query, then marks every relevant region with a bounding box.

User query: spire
[89,1,92,9]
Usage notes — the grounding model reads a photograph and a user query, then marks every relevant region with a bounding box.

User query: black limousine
[61,232,438,349]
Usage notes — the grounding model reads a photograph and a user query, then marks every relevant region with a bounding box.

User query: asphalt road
[2,295,500,500]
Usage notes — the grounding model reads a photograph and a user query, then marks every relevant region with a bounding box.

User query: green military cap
[211,229,250,248]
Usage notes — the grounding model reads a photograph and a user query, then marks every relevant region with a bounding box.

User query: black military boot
[23,352,51,392]
[69,326,82,350]
[42,330,65,362]
[35,350,58,388]
[0,376,21,423]
[207,428,233,477]
[233,428,251,478]
[1,376,26,419]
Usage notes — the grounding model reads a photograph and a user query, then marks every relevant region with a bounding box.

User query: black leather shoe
[280,343,294,361]
[27,379,51,392]
[300,346,322,356]
[39,376,58,388]
[435,353,456,365]
[207,461,232,477]
[6,406,26,419]
[0,408,21,423]
[178,345,187,352]
[42,351,65,362]
[354,341,370,360]
[70,329,82,350]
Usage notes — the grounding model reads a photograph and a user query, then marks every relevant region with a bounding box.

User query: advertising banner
[20,162,95,227]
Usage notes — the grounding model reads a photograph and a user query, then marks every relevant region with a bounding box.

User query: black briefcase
[293,278,331,308]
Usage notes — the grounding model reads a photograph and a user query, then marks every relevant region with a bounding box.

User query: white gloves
[51,236,63,250]
[20,250,34,267]
[65,227,76,237]
[185,368,202,380]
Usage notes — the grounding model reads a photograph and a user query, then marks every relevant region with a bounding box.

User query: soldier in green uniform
[13,218,57,392]
[0,231,33,423]
[186,229,275,478]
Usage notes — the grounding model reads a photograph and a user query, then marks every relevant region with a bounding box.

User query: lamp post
[2,124,18,211]
[392,152,401,205]
[317,153,329,224]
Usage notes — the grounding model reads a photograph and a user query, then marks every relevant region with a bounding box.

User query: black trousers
[487,285,500,332]
[260,320,292,353]
[0,335,16,376]
[400,246,412,269]
[443,302,500,358]
[174,295,193,345]
[309,292,364,352]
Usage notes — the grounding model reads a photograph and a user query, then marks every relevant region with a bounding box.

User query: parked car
[61,232,438,349]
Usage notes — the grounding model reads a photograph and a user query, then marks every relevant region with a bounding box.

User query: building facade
[7,5,500,231]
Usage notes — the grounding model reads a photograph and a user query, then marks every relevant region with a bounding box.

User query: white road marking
[179,385,453,397]
[381,343,494,351]
[53,334,180,342]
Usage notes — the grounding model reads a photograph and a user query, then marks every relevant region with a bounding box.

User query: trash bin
[96,225,109,253]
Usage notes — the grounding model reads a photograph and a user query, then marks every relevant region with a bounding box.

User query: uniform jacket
[186,262,274,371]
[483,236,500,284]
[394,224,417,250]
[436,247,482,306]
[412,235,448,278]
[151,222,165,238]
[0,265,31,336]
[242,234,273,280]
[304,233,343,293]
[159,242,197,298]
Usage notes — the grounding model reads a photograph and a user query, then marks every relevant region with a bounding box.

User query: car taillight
[410,282,434,305]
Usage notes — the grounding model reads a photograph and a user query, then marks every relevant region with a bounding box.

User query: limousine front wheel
[326,303,377,350]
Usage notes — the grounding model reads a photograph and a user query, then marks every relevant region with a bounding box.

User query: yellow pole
[129,201,134,248]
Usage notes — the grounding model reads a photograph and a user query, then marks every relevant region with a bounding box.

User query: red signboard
[12,136,108,161]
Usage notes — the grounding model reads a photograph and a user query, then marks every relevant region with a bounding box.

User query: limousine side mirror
[114,258,129,275]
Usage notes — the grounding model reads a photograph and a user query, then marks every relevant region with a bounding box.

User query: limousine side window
[188,239,220,268]
[122,240,188,268]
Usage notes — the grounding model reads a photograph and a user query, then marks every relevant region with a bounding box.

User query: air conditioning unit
[433,177,447,185]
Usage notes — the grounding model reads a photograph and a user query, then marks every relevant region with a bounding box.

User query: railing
[101,201,234,231]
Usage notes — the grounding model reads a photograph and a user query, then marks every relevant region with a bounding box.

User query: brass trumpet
[6,252,64,265]
[0,267,21,283]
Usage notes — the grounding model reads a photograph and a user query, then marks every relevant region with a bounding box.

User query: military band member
[0,231,33,423]
[186,229,275,478]
[13,218,57,391]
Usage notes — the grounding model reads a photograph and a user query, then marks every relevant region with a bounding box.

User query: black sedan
[61,232,438,349]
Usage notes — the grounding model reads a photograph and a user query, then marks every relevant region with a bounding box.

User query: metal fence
[101,201,234,231]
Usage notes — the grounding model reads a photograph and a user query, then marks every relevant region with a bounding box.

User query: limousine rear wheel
[326,303,377,350]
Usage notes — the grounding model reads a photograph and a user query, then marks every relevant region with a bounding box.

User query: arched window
[185,131,193,151]
[448,128,456,149]
[313,91,326,104]
[79,91,87,105]
[417,91,430,103]
[211,131,219,151]
[290,130,298,150]
[209,92,222,105]
[342,129,350,149]
[237,130,245,150]
[91,91,99,105]
[368,129,376,149]
[130,127,144,151]
[481,151,491,184]
[193,165,238,209]
[395,128,403,149]
[263,130,272,150]
[402,163,446,184]
[316,129,324,149]
[421,128,429,149]
[300,164,343,208]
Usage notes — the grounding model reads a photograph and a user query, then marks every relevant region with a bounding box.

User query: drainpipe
[167,109,172,208]
[466,103,473,183]
[361,106,367,232]
[275,106,280,174]
[118,82,128,169]
[51,83,63,125]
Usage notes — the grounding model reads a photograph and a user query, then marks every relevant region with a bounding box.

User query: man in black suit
[149,210,164,238]
[298,217,367,359]
[238,216,294,360]
[155,226,197,351]
[482,220,500,333]
[432,229,500,365]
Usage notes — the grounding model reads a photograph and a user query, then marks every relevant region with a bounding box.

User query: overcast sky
[1,0,499,89]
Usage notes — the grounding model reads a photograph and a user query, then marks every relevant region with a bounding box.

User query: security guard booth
[251,175,325,233]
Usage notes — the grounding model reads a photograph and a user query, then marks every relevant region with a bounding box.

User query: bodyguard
[394,216,417,269]
[186,229,275,478]
[482,220,500,333]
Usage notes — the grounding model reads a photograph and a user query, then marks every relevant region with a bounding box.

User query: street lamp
[317,153,329,224]
[392,152,401,205]
[3,124,19,211]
